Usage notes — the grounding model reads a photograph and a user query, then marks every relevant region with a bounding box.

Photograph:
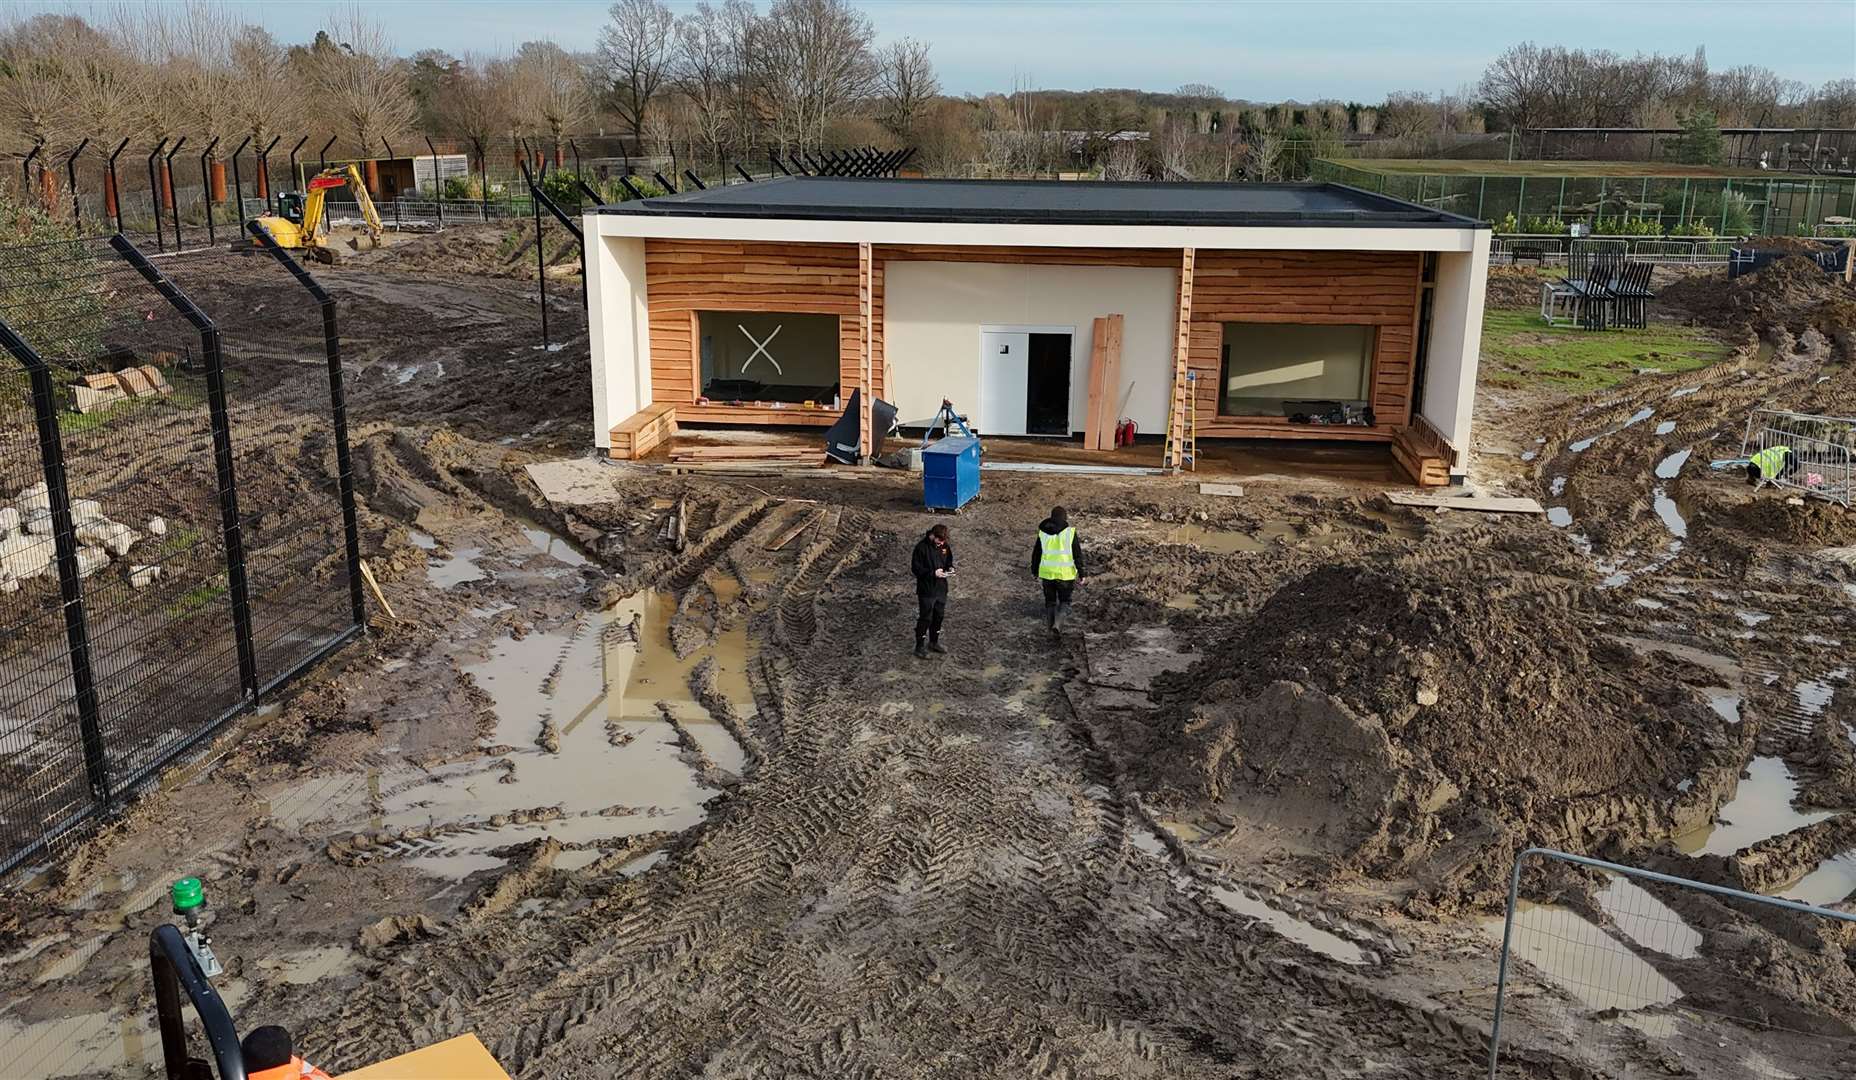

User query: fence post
[164,137,187,252]
[245,221,366,628]
[523,159,549,347]
[228,136,249,226]
[1486,847,1529,1078]
[147,139,167,252]
[109,235,260,700]
[424,135,443,230]
[106,138,128,234]
[0,326,112,807]
[63,139,88,230]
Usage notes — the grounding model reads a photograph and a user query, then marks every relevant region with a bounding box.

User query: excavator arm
[300,164,385,246]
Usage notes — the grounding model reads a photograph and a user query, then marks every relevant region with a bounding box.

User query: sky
[19,0,1856,100]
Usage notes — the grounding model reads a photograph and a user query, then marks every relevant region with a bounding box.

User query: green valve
[170,877,204,916]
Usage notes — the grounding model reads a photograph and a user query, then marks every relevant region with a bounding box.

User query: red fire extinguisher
[1116,418,1136,447]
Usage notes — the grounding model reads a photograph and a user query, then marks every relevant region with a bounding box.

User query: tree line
[2,2,1851,195]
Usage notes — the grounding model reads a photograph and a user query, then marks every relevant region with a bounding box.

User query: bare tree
[514,41,591,164]
[1245,130,1283,182]
[1479,42,1551,133]
[303,10,416,179]
[0,15,85,154]
[440,54,515,183]
[1100,138,1144,181]
[597,0,676,151]
[877,37,938,138]
[755,0,876,154]
[674,3,734,171]
[1378,90,1438,142]
[228,26,298,155]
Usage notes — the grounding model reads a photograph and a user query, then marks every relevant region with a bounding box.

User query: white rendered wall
[1418,230,1491,479]
[585,231,650,449]
[883,261,1177,434]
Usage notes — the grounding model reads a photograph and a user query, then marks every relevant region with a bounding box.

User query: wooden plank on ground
[1198,483,1245,497]
[766,508,824,551]
[1386,492,1543,514]
[609,402,678,461]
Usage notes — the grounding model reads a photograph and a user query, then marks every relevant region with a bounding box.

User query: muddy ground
[2,227,1855,1078]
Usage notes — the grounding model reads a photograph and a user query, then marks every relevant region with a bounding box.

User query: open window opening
[698,310,841,405]
[1219,322,1375,422]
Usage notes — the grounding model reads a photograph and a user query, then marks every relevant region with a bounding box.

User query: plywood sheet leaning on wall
[1084,314,1125,451]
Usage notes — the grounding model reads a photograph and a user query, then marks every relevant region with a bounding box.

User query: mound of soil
[1486,265,1551,308]
[1660,255,1853,339]
[1738,235,1841,255]
[1132,561,1717,907]
[1717,493,1856,547]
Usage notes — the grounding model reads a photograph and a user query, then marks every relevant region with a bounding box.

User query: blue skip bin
[921,436,980,511]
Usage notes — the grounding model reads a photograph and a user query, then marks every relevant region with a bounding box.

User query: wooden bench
[609,402,678,461]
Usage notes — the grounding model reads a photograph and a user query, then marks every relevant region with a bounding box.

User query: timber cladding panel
[643,239,885,423]
[1186,250,1422,438]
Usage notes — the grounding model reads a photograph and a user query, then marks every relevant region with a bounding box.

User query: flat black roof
[598,177,1487,229]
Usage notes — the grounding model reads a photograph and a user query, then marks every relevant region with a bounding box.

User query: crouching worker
[243,1025,333,1080]
[1033,506,1083,637]
[1746,444,1797,489]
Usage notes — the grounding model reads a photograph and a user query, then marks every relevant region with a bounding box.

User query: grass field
[1479,309,1735,392]
[1328,158,1774,180]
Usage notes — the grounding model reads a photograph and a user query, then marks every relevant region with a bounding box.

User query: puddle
[1632,597,1665,610]
[1654,449,1691,479]
[1703,690,1742,724]
[1669,386,1701,398]
[1166,524,1266,554]
[1654,421,1677,436]
[1596,877,1701,959]
[1521,450,1538,463]
[1735,610,1772,627]
[259,945,358,986]
[408,530,438,551]
[426,544,486,589]
[618,850,668,877]
[1780,850,1856,906]
[1674,757,1835,856]
[1795,672,1844,718]
[0,977,246,1079]
[522,526,590,568]
[1205,884,1367,965]
[1652,487,1688,539]
[1549,476,1566,496]
[1485,902,1680,1012]
[1547,507,1573,528]
[376,590,753,877]
[1570,407,1655,453]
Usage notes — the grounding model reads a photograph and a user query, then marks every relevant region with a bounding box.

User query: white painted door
[979,330,1029,436]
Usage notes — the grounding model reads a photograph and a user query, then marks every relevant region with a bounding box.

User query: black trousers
[1042,580,1074,626]
[915,594,946,643]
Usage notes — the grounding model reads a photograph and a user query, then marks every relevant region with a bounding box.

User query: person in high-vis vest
[1032,506,1084,637]
[1745,444,1797,489]
[243,1025,333,1080]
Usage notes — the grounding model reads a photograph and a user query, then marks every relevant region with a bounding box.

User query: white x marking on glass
[737,323,784,375]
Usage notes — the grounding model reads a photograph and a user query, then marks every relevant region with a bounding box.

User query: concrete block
[75,546,108,578]
[70,498,103,525]
[0,533,53,582]
[22,508,54,535]
[130,564,161,589]
[115,368,157,397]
[78,519,136,556]
[81,371,123,390]
[73,383,127,413]
[148,516,168,537]
[0,506,18,537]
[139,365,173,394]
[17,482,49,514]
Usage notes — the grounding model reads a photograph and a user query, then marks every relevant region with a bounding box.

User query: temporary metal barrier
[1489,848,1856,1079]
[1741,407,1856,506]
[1490,233,1736,267]
[0,233,363,881]
[1727,244,1849,279]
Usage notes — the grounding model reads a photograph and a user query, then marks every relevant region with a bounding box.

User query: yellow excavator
[254,164,388,264]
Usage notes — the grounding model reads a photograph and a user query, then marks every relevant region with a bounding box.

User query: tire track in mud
[306,505,1569,1079]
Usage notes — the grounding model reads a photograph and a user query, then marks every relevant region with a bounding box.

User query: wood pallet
[609,403,678,461]
[1390,420,1453,488]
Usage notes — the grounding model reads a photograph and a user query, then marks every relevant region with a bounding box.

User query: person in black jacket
[910,524,954,658]
[1032,506,1083,637]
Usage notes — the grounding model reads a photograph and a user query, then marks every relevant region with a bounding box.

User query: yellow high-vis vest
[1038,527,1077,581]
[1750,445,1792,480]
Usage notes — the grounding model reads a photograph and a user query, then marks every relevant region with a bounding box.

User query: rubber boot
[914,640,928,659]
[928,638,947,655]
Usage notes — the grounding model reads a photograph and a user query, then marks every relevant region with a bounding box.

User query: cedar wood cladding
[643,239,1422,434]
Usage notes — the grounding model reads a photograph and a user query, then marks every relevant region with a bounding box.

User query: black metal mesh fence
[0,233,361,878]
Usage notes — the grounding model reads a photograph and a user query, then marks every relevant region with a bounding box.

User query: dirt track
[3,229,1855,1079]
